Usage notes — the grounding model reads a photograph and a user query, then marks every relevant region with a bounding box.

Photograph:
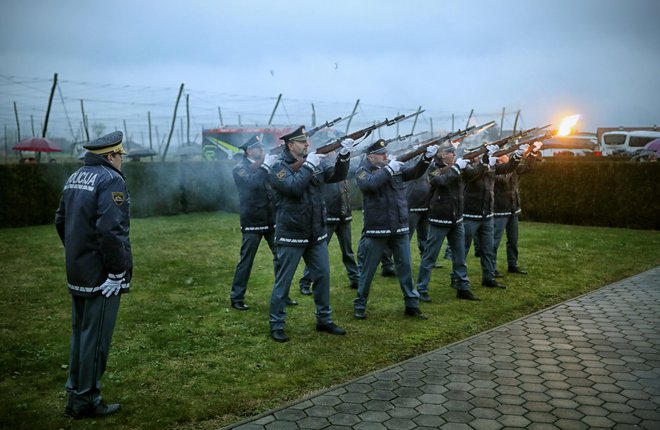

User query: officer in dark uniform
[353,139,435,320]
[298,153,360,294]
[264,126,353,342]
[55,131,132,419]
[492,142,543,274]
[463,144,522,289]
[229,135,297,310]
[416,144,479,301]
[406,170,431,258]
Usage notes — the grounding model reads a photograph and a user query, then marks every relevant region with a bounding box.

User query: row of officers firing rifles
[229,113,551,343]
[55,117,550,418]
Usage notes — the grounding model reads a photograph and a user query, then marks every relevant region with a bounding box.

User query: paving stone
[469,418,503,430]
[353,423,387,430]
[358,410,391,422]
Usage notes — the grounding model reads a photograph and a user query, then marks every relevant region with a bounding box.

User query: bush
[0,158,658,229]
[0,161,239,227]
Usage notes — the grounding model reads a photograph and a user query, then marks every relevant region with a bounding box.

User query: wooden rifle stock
[491,131,555,158]
[461,124,552,160]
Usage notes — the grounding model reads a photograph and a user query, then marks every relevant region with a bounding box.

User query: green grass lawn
[1,212,658,430]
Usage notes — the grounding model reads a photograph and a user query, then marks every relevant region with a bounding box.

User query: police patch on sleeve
[276,169,286,179]
[357,171,367,180]
[112,192,125,206]
[430,168,440,176]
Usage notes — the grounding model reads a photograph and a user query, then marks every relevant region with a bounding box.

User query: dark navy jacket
[232,154,276,233]
[323,179,353,224]
[268,149,350,246]
[356,156,431,237]
[493,153,540,217]
[462,157,520,220]
[406,168,431,214]
[426,160,467,226]
[55,153,132,297]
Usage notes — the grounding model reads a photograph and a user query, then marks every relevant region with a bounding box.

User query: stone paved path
[225,267,660,429]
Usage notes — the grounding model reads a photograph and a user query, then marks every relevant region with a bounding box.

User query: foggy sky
[1,0,659,138]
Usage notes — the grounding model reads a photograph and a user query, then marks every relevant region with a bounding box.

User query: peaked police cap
[366,138,388,154]
[279,126,307,142]
[83,131,126,155]
[239,135,262,150]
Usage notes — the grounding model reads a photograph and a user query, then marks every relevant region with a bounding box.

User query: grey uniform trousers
[230,230,276,303]
[493,214,520,268]
[66,293,121,412]
[463,216,497,282]
[417,222,470,293]
[270,241,333,331]
[354,234,420,312]
[299,222,359,288]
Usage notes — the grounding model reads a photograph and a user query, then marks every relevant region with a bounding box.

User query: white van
[600,130,660,157]
[539,134,599,157]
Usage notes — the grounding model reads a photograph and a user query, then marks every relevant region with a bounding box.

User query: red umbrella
[12,137,62,152]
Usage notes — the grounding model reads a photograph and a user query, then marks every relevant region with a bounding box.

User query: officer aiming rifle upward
[271,110,425,172]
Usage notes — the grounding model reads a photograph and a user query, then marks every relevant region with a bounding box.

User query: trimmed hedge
[0,161,238,227]
[0,159,658,229]
[518,159,660,229]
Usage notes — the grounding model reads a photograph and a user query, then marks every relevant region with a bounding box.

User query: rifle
[461,124,552,160]
[275,110,425,171]
[396,120,496,163]
[305,112,358,137]
[490,130,554,158]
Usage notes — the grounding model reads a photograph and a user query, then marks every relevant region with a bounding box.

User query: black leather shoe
[65,402,121,419]
[270,329,289,342]
[300,285,312,295]
[457,289,481,301]
[285,297,298,306]
[354,309,366,319]
[381,267,396,277]
[474,251,481,258]
[419,292,431,302]
[404,306,428,319]
[508,266,528,275]
[494,270,504,278]
[231,301,249,311]
[482,279,507,289]
[316,322,346,335]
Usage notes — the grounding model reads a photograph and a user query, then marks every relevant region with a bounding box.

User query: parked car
[539,134,599,157]
[600,130,660,157]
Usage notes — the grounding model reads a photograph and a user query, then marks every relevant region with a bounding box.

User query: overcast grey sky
[1,0,659,141]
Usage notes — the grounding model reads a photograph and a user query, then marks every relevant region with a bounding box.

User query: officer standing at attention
[353,139,436,320]
[229,135,297,310]
[415,144,479,302]
[263,126,353,342]
[298,150,360,294]
[55,131,132,419]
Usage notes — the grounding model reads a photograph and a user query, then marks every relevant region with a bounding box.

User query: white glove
[263,154,278,167]
[486,144,499,155]
[532,141,543,152]
[100,276,123,297]
[488,156,497,167]
[387,159,404,173]
[339,138,354,155]
[455,157,469,169]
[514,144,529,158]
[305,152,323,167]
[425,145,439,159]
